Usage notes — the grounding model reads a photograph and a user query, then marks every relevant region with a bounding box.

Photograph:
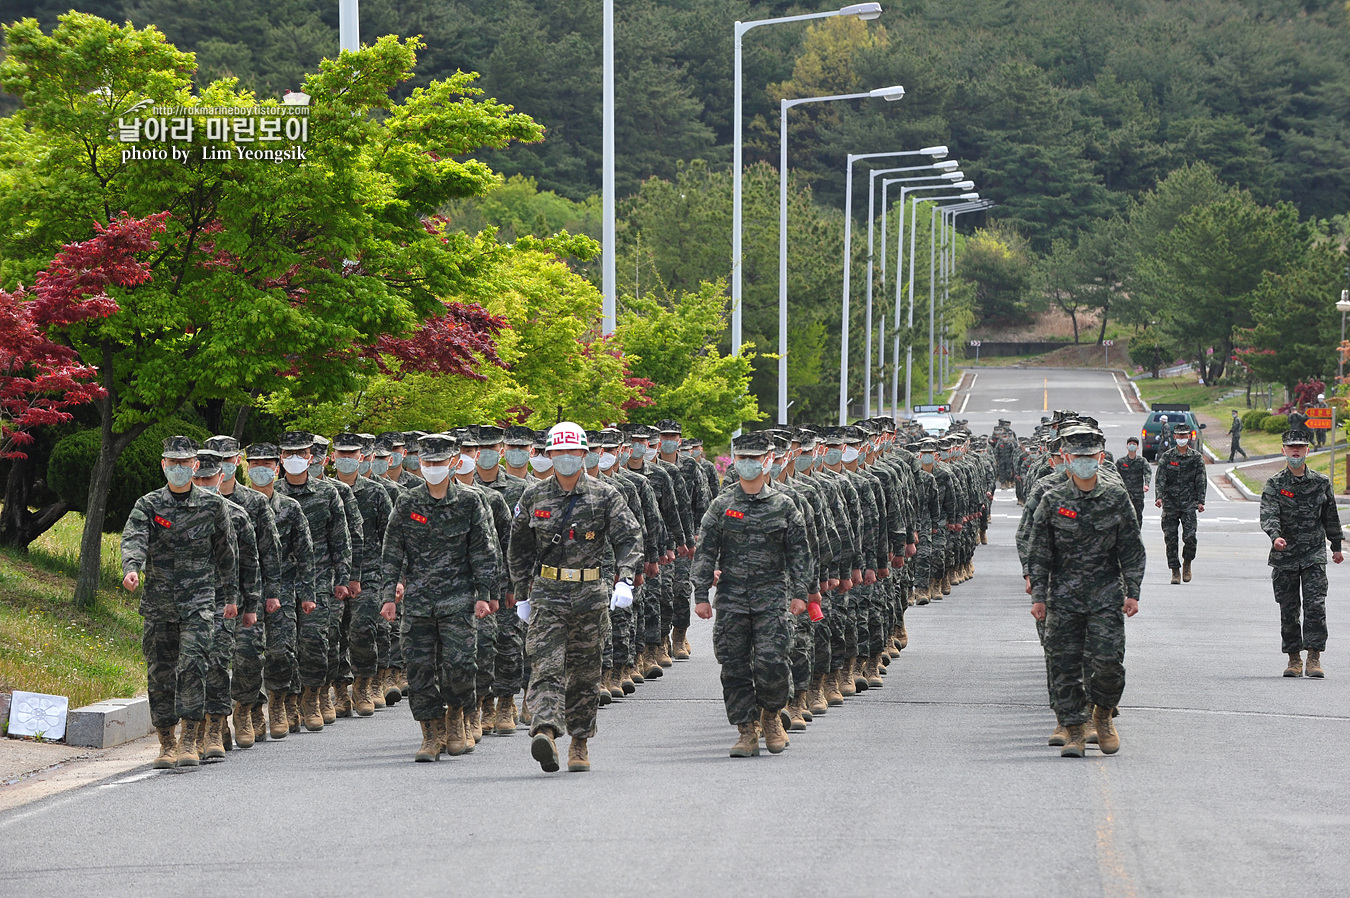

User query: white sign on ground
[7,692,69,741]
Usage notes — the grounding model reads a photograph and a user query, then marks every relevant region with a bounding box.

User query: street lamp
[734,2,885,433]
[777,84,905,424]
[863,167,962,416]
[339,0,359,51]
[936,200,994,395]
[602,0,616,335]
[904,192,979,401]
[837,146,950,423]
[1333,291,1350,491]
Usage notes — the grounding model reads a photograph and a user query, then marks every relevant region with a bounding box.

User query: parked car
[1141,403,1205,461]
[912,404,954,435]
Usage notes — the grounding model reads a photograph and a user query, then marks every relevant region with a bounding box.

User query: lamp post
[339,0,359,51]
[904,192,978,402]
[937,200,994,396]
[602,0,616,334]
[734,3,884,432]
[837,147,950,423]
[777,85,905,424]
[1334,291,1350,491]
[865,167,963,415]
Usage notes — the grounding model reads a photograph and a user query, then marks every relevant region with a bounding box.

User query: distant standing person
[1259,429,1344,679]
[1312,394,1329,447]
[1114,436,1151,524]
[1155,422,1207,584]
[1228,410,1248,461]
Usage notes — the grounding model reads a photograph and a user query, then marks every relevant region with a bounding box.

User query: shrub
[1261,414,1289,434]
[47,419,211,532]
[1242,409,1270,431]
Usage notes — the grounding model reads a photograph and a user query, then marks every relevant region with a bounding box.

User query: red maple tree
[367,300,508,380]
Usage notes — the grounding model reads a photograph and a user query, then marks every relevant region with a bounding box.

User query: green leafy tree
[1243,242,1349,392]
[958,223,1034,328]
[616,281,761,443]
[0,15,545,604]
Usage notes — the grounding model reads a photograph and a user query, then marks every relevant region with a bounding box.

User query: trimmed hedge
[47,419,211,532]
[1242,409,1271,431]
[1261,414,1289,434]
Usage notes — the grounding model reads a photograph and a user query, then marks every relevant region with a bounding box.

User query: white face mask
[598,451,618,471]
[530,455,553,474]
[644,446,658,462]
[421,463,451,484]
[455,455,475,475]
[1175,438,1189,448]
[282,456,310,476]
[841,446,860,463]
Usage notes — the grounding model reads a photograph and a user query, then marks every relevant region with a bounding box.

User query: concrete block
[65,697,151,749]
[0,692,11,732]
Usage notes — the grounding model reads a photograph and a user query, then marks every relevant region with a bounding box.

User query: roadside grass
[0,513,143,711]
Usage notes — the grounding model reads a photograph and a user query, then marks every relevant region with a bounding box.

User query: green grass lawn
[0,513,144,714]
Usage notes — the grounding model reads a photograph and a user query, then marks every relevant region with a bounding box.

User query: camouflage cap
[358,433,376,453]
[418,433,459,462]
[599,429,623,448]
[247,442,281,460]
[372,434,395,456]
[194,450,222,476]
[681,436,703,449]
[503,425,534,447]
[731,431,773,456]
[820,426,848,447]
[162,435,199,459]
[585,430,604,448]
[204,435,240,456]
[1125,435,1140,445]
[333,432,364,452]
[474,424,505,446]
[449,426,474,445]
[842,425,868,444]
[1170,422,1192,434]
[793,427,818,449]
[656,419,681,435]
[1059,424,1105,455]
[532,430,550,449]
[1282,428,1313,446]
[376,431,406,448]
[767,430,792,453]
[630,424,658,441]
[311,435,330,454]
[403,431,428,446]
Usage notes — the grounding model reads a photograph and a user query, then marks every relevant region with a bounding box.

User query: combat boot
[531,726,561,772]
[232,702,255,749]
[940,574,952,597]
[787,694,808,732]
[679,629,692,658]
[467,705,482,744]
[644,648,665,679]
[620,666,637,693]
[1048,724,1068,746]
[384,669,403,706]
[494,696,518,735]
[798,690,813,723]
[917,582,931,606]
[251,704,268,742]
[1284,652,1304,677]
[1182,560,1192,583]
[630,658,646,684]
[657,639,674,668]
[480,697,495,738]
[760,708,789,754]
[319,685,337,725]
[300,686,324,731]
[353,677,375,717]
[195,715,209,758]
[980,529,988,546]
[825,671,845,706]
[268,691,289,739]
[285,692,302,733]
[520,691,533,725]
[568,736,590,772]
[414,718,442,762]
[866,657,885,689]
[175,719,202,767]
[899,622,909,650]
[444,708,468,756]
[808,674,829,716]
[729,723,760,758]
[1061,723,1086,758]
[154,725,178,769]
[371,670,387,709]
[1084,716,1098,745]
[334,682,353,718]
[1307,650,1324,678]
[397,670,410,697]
[672,628,690,660]
[851,659,868,693]
[598,675,612,707]
[1170,567,1181,585]
[1093,705,1119,754]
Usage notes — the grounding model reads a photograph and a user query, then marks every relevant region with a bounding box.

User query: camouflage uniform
[341,471,394,682]
[218,470,284,708]
[381,479,498,721]
[1028,474,1145,727]
[327,472,364,690]
[207,498,260,717]
[1154,439,1207,570]
[476,464,528,699]
[122,475,239,729]
[1114,451,1151,524]
[264,487,314,694]
[692,476,812,726]
[1260,463,1344,654]
[509,473,642,738]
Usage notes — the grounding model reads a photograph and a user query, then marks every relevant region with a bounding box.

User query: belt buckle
[561,568,581,582]
[540,565,559,579]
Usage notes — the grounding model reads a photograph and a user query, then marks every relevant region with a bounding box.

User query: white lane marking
[99,770,160,788]
[958,372,976,414]
[990,398,1020,403]
[1208,477,1231,502]
[1113,376,1131,411]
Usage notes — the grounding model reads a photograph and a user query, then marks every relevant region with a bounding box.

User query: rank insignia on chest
[726,509,745,520]
[585,531,596,540]
[153,515,172,529]
[1280,489,1295,498]
[1056,507,1077,519]
[535,509,551,519]
[410,512,428,524]
[1169,461,1179,467]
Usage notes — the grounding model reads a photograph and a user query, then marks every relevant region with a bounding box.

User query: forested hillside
[5,0,1350,418]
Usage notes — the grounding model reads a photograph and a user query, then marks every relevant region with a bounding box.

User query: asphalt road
[1,368,1347,897]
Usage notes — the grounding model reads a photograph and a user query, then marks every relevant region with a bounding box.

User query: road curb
[65,697,153,749]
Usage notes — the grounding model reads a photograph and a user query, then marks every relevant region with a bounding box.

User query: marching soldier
[1260,429,1344,678]
[1154,422,1207,584]
[1115,436,1151,525]
[121,437,239,769]
[507,423,642,773]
